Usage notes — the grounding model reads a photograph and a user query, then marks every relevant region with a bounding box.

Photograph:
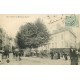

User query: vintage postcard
[0,14,80,65]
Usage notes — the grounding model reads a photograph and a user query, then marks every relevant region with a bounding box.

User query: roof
[52,27,76,38]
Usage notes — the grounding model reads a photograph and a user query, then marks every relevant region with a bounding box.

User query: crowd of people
[50,48,80,65]
[0,47,80,65]
[0,48,24,62]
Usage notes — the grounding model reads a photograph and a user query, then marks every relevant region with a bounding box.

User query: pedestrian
[15,48,19,61]
[18,49,22,61]
[63,52,67,60]
[0,50,2,62]
[58,52,60,59]
[50,50,54,60]
[64,53,68,60]
[13,50,16,58]
[55,52,58,59]
[70,48,78,65]
[4,48,9,59]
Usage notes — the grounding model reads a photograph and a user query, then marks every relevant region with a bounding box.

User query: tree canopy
[16,19,50,49]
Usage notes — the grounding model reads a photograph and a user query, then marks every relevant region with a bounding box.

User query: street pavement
[0,53,80,65]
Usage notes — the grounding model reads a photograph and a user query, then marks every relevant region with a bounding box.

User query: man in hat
[50,50,54,60]
[70,48,78,65]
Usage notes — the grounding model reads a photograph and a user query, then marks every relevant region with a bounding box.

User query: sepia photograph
[0,14,80,65]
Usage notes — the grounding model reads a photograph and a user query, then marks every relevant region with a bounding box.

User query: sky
[0,14,80,42]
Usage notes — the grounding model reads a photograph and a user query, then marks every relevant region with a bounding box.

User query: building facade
[0,28,3,50]
[38,27,77,53]
[0,27,11,50]
[49,28,76,48]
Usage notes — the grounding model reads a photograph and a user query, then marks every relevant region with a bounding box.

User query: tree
[16,19,50,50]
[0,28,3,33]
